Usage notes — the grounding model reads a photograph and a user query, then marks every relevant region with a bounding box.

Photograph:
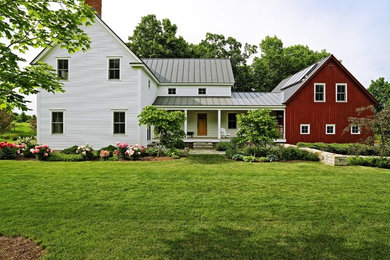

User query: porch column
[217,109,221,140]
[184,109,188,137]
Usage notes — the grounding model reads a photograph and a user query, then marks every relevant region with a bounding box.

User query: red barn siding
[285,58,375,144]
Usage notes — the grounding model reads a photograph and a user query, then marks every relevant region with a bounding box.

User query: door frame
[197,112,208,136]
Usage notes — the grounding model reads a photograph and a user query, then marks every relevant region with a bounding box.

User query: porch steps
[193,142,214,150]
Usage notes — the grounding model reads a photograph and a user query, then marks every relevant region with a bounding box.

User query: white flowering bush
[115,142,145,160]
[76,144,94,160]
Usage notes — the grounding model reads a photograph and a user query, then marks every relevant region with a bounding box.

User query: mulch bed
[0,236,45,260]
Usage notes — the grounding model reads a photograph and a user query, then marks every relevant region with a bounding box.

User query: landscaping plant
[0,141,20,159]
[30,144,54,161]
[99,150,111,161]
[76,144,94,160]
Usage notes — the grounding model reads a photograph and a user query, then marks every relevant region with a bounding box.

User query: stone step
[193,142,214,149]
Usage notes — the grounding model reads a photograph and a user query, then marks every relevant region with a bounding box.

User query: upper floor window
[300,124,310,135]
[198,88,206,95]
[108,58,120,79]
[51,111,64,134]
[113,111,126,134]
[326,124,335,135]
[228,113,237,129]
[351,125,360,135]
[314,83,325,102]
[336,84,347,102]
[168,88,176,95]
[57,59,69,80]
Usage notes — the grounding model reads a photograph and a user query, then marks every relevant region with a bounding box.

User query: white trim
[50,109,66,135]
[314,83,326,102]
[184,110,188,135]
[300,124,310,135]
[325,124,336,135]
[283,109,286,140]
[217,110,221,139]
[56,57,70,81]
[107,57,121,81]
[336,83,348,102]
[155,105,286,110]
[37,91,41,143]
[351,125,361,135]
[112,109,128,136]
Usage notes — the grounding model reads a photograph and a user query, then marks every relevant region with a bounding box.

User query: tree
[0,109,13,135]
[138,106,186,154]
[0,0,95,111]
[345,105,390,157]
[30,115,37,132]
[368,77,390,111]
[16,112,30,123]
[127,15,191,58]
[252,36,330,92]
[236,109,279,155]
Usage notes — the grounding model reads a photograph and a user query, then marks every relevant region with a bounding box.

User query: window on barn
[314,83,325,102]
[57,59,69,80]
[108,58,120,79]
[51,111,64,134]
[300,124,310,134]
[228,113,237,129]
[336,84,347,102]
[326,124,335,135]
[113,111,126,134]
[351,125,360,135]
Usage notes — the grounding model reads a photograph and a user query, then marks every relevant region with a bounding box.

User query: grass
[0,155,389,259]
[0,122,36,142]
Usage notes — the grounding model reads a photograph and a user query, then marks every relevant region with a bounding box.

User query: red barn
[273,55,377,144]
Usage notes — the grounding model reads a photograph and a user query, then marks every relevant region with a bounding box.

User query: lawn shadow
[186,154,230,164]
[163,227,390,259]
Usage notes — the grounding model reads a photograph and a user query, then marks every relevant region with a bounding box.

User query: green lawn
[0,155,389,259]
[0,122,36,142]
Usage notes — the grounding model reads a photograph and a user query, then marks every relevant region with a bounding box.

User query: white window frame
[56,58,70,81]
[300,124,310,135]
[351,125,361,135]
[50,109,65,135]
[107,57,121,80]
[336,83,347,102]
[168,88,176,95]
[198,88,206,95]
[325,124,336,135]
[112,109,127,136]
[314,83,326,102]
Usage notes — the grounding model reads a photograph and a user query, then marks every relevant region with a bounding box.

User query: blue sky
[23,0,390,113]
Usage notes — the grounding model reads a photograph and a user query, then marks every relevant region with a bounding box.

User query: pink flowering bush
[0,141,20,159]
[76,144,94,160]
[30,144,54,161]
[99,150,110,161]
[115,142,146,160]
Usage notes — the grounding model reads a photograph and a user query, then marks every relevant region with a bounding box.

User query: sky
[21,0,390,114]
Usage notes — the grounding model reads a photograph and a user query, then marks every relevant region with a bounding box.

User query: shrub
[47,153,84,162]
[62,145,79,154]
[243,155,256,162]
[99,150,111,161]
[115,142,146,160]
[166,148,182,158]
[145,147,166,157]
[242,146,269,157]
[0,141,19,159]
[76,144,95,160]
[258,157,268,162]
[215,142,233,151]
[16,136,36,158]
[97,145,117,157]
[348,157,390,169]
[266,154,279,162]
[173,139,185,149]
[231,154,244,161]
[225,146,240,159]
[30,144,54,161]
[297,142,385,156]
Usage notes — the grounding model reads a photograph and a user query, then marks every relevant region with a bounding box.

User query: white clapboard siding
[157,86,231,97]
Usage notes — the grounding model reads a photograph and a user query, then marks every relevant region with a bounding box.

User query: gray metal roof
[142,58,235,84]
[153,92,283,106]
[272,55,331,102]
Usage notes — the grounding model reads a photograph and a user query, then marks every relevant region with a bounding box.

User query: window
[314,83,325,102]
[351,125,360,134]
[336,84,347,102]
[113,111,126,134]
[147,126,151,141]
[228,113,237,129]
[57,59,69,80]
[168,88,176,95]
[300,124,310,134]
[326,124,335,135]
[108,58,120,79]
[198,88,206,95]
[51,111,64,134]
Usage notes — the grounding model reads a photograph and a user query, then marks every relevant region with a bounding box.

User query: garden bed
[0,236,45,260]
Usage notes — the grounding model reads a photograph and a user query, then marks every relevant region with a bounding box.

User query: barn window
[113,111,126,134]
[351,125,360,134]
[326,124,335,135]
[198,88,206,95]
[51,111,64,134]
[300,124,310,134]
[108,58,120,79]
[336,84,347,102]
[168,88,176,95]
[228,113,237,129]
[57,59,69,80]
[314,83,325,102]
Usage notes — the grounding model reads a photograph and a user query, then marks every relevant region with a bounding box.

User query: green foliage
[368,77,390,111]
[145,147,166,157]
[231,154,244,161]
[236,109,279,150]
[97,145,117,157]
[348,157,390,169]
[166,148,182,159]
[297,142,385,156]
[138,106,186,149]
[29,115,37,132]
[0,0,95,110]
[0,122,36,141]
[0,109,13,135]
[243,155,256,162]
[279,147,319,161]
[62,145,79,154]
[15,112,31,123]
[215,142,233,151]
[0,142,18,159]
[76,144,95,161]
[47,153,84,162]
[16,136,36,158]
[172,139,185,149]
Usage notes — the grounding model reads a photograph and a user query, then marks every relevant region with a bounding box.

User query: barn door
[197,113,207,136]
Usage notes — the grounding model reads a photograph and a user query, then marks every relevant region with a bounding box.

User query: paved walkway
[188,149,225,155]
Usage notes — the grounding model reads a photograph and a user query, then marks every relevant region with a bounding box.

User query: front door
[197,113,207,136]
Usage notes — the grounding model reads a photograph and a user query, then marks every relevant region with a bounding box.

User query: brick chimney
[85,0,102,17]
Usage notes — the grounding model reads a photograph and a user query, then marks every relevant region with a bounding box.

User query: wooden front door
[197,113,207,136]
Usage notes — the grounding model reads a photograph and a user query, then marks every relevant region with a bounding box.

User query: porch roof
[153,92,283,107]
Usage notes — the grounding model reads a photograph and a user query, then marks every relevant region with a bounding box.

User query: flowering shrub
[30,144,54,161]
[115,142,145,160]
[99,150,110,161]
[16,136,36,158]
[0,141,19,159]
[76,144,94,160]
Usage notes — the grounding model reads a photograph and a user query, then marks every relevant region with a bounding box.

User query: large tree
[0,0,95,111]
[368,77,390,111]
[251,36,330,92]
[127,14,191,58]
